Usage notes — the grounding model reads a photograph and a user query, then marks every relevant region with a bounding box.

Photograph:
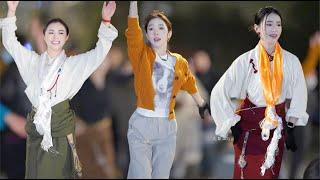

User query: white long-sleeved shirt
[1,16,118,108]
[210,44,309,138]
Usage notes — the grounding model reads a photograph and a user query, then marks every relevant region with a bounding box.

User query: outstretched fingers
[102,1,116,21]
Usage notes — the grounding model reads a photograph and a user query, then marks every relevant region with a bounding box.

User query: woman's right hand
[7,1,19,17]
[102,1,116,22]
[129,1,138,17]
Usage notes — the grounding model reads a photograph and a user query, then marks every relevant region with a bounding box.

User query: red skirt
[233,98,286,179]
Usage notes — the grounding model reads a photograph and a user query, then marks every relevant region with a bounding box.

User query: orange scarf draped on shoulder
[259,41,283,127]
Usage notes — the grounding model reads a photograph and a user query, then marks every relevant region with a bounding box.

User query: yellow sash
[259,41,283,127]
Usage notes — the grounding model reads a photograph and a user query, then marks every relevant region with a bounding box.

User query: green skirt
[25,100,76,179]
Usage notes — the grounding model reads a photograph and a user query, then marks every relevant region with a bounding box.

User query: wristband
[102,19,111,23]
[287,122,295,128]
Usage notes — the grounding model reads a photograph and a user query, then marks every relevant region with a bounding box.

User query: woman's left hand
[102,1,116,21]
[285,125,297,152]
[198,102,211,119]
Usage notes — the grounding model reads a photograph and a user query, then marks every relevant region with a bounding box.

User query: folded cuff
[98,22,118,42]
[1,16,17,31]
[286,108,309,126]
[215,114,241,138]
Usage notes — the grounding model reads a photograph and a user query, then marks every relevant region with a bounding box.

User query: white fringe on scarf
[33,52,66,152]
[260,115,283,176]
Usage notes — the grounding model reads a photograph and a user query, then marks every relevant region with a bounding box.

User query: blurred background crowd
[0,1,319,179]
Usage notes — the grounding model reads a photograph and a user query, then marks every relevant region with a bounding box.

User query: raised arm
[66,1,118,93]
[2,1,40,85]
[102,1,116,25]
[7,1,18,18]
[125,1,145,70]
[129,1,138,17]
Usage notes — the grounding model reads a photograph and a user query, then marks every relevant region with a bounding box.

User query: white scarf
[260,113,283,176]
[34,51,66,152]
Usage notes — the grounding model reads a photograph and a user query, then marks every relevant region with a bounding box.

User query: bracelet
[287,122,295,128]
[102,19,111,23]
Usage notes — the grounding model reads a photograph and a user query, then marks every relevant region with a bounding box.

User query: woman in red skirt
[210,7,308,179]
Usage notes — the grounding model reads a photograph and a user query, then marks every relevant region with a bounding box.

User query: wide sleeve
[210,55,248,138]
[66,22,118,89]
[1,16,40,85]
[125,17,145,70]
[286,55,309,126]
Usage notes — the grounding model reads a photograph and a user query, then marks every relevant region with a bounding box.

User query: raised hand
[102,1,116,21]
[7,1,19,17]
[129,1,138,17]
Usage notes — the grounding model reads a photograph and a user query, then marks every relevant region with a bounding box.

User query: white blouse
[210,44,309,138]
[1,16,118,108]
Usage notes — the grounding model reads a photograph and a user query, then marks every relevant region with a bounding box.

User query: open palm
[102,1,116,21]
[7,1,19,12]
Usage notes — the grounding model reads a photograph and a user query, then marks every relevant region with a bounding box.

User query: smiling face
[255,13,282,45]
[146,17,172,50]
[44,22,69,52]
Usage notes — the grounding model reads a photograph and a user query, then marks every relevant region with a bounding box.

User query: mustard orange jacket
[125,17,198,120]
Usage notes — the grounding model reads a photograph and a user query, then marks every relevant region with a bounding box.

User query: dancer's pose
[125,1,210,178]
[210,7,308,179]
[0,1,118,178]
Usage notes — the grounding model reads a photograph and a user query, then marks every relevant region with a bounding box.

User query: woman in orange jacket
[125,1,210,178]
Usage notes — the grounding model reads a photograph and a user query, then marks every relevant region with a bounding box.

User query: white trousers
[127,111,177,179]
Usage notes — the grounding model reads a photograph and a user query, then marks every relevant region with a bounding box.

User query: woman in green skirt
[0,1,118,178]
